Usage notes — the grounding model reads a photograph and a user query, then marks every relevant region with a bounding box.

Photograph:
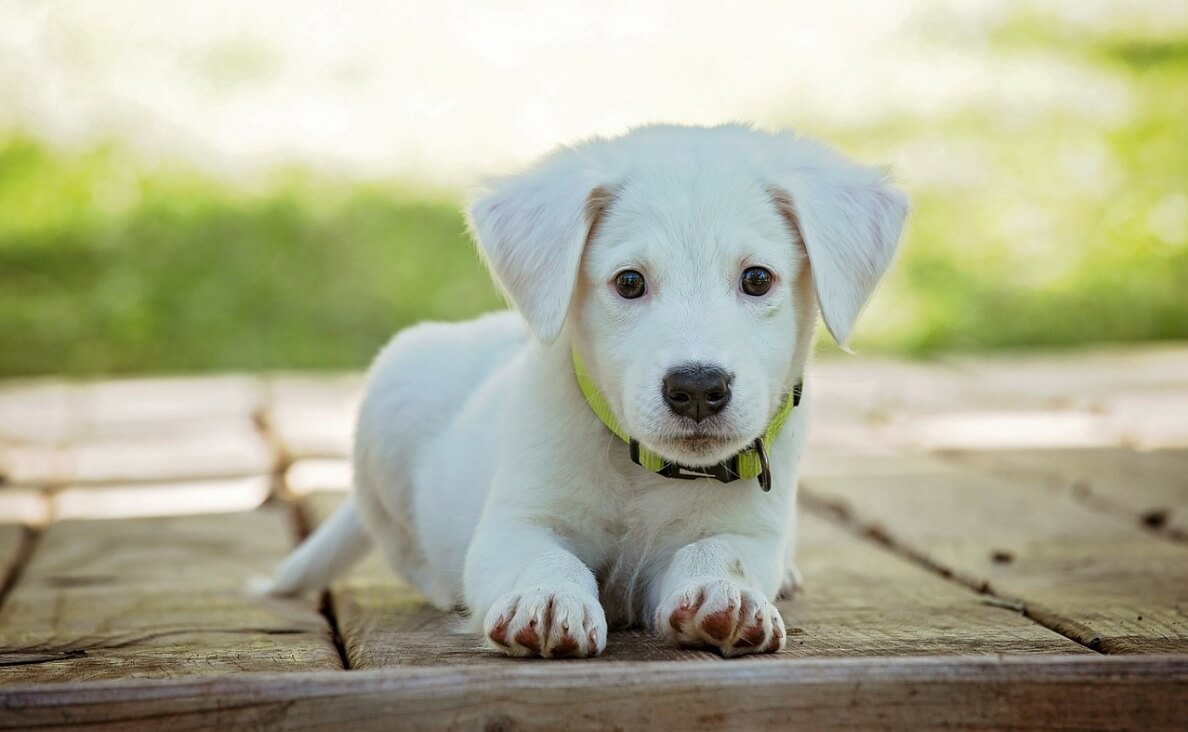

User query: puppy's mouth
[664,434,731,449]
[649,429,751,464]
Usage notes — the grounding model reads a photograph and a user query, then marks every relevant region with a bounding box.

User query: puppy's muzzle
[662,364,733,422]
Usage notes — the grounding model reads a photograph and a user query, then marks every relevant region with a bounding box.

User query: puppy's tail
[265,495,371,597]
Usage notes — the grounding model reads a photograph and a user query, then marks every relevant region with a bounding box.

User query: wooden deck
[1,346,1186,730]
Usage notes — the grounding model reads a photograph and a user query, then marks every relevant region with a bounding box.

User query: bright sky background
[1,0,1183,185]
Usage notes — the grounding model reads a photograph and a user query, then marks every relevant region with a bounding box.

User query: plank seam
[265,385,355,671]
[0,526,41,614]
[320,590,352,671]
[287,492,352,671]
[251,397,292,501]
[798,487,1107,655]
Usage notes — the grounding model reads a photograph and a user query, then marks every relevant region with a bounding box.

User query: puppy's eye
[740,267,773,296]
[615,270,646,299]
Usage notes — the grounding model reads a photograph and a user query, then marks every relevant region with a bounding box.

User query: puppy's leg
[466,519,607,658]
[650,534,786,657]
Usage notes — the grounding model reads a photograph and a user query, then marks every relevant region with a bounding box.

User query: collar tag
[753,437,772,492]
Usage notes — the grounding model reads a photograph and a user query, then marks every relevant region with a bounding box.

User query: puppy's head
[468,124,907,467]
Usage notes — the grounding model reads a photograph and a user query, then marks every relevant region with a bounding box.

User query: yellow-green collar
[572,349,801,491]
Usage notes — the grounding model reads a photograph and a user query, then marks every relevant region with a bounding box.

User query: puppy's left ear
[467,151,613,343]
[769,149,909,347]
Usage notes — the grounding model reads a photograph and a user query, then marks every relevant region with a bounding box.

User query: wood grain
[1,655,1184,731]
[303,490,1085,667]
[939,448,1188,538]
[802,465,1188,653]
[0,507,342,683]
[786,516,1088,657]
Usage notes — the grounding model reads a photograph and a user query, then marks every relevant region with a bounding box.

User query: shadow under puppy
[268,123,908,658]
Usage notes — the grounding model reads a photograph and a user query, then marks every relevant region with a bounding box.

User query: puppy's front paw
[657,579,786,657]
[483,585,608,658]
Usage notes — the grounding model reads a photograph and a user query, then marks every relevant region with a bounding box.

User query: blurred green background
[1,2,1186,377]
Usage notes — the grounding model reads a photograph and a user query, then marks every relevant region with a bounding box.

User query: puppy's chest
[590,483,754,626]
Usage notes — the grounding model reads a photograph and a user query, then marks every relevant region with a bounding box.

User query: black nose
[662,365,733,422]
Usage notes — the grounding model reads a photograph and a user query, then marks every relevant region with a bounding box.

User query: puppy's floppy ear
[466,151,612,343]
[768,147,909,347]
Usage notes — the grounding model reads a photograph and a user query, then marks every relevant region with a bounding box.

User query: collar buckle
[630,439,741,483]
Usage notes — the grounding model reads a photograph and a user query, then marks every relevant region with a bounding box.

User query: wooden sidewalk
[1,346,1186,730]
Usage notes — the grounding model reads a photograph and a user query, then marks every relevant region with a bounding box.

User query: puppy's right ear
[467,151,612,343]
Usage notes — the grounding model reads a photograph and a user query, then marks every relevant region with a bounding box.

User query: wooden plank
[0,442,70,488]
[0,656,1185,731]
[939,448,1188,539]
[810,355,1047,415]
[788,516,1088,657]
[944,347,1188,450]
[1,422,275,487]
[0,381,74,444]
[266,375,362,460]
[1102,391,1188,449]
[945,344,1188,405]
[0,485,50,527]
[53,476,272,521]
[0,376,271,487]
[802,461,1188,653]
[303,490,1085,666]
[798,451,958,481]
[0,376,264,445]
[0,507,342,683]
[72,376,264,438]
[69,421,275,485]
[284,458,352,497]
[809,356,1119,451]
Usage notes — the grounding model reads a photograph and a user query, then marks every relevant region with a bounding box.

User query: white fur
[269,124,907,658]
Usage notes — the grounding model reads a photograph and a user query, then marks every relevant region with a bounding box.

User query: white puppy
[269,124,907,658]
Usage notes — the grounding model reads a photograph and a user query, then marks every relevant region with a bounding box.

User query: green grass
[825,18,1188,353]
[1,14,1186,376]
[0,140,501,376]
